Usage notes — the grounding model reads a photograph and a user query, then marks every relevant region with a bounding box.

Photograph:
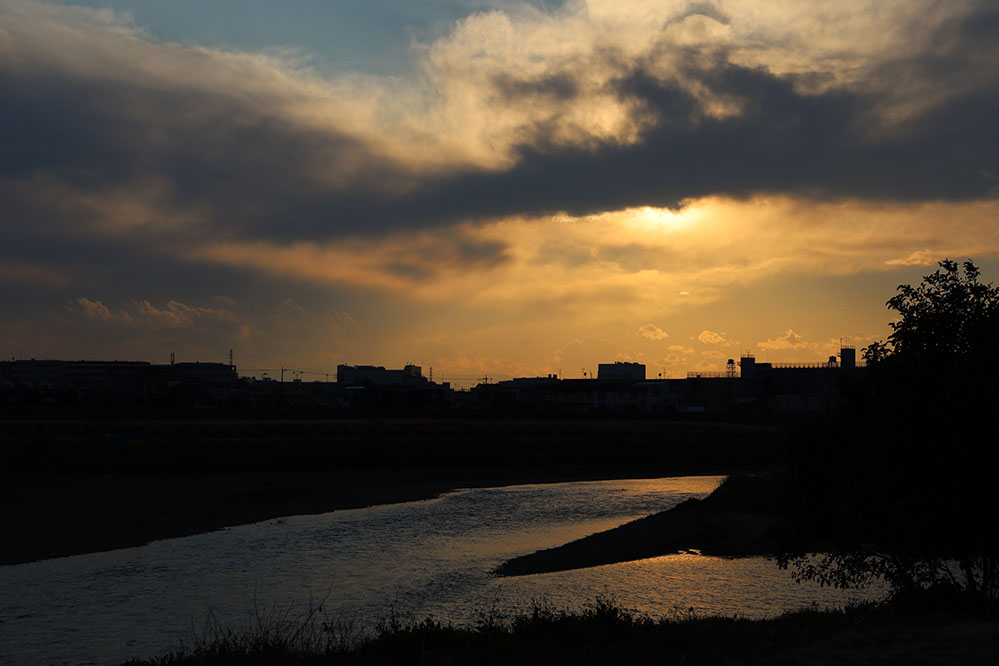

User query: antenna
[228,348,234,369]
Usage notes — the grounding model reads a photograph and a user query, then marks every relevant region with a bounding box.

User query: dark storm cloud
[351,57,998,230]
[421,62,999,220]
[0,66,409,228]
[1,0,997,253]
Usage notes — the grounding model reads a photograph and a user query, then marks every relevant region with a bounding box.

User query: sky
[2,0,998,384]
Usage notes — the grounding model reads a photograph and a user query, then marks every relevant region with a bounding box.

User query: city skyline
[2,1,998,381]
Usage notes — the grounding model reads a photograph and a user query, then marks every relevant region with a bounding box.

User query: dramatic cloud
[2,0,997,254]
[3,0,999,377]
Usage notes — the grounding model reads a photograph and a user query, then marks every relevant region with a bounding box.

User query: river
[0,475,877,664]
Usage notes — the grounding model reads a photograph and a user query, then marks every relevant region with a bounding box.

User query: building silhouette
[336,364,426,387]
[1,347,863,415]
[597,362,646,381]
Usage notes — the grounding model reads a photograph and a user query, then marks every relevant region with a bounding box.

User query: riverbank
[4,464,741,566]
[124,595,999,665]
[496,474,783,576]
[1,418,781,565]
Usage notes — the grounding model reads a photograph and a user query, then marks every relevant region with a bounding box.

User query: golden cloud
[180,197,999,326]
[697,330,728,345]
[639,324,669,340]
[72,297,238,329]
[757,328,808,351]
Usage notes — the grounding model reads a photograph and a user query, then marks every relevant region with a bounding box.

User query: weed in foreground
[123,594,999,665]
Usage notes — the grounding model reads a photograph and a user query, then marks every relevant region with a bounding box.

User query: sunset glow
[1,0,997,380]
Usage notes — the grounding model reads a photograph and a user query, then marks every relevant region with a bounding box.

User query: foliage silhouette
[126,593,999,665]
[779,260,999,602]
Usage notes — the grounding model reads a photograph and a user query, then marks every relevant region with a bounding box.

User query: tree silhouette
[886,259,999,359]
[780,260,999,602]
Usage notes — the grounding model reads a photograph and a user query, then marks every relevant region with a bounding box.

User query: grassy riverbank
[1,417,780,565]
[496,474,784,576]
[126,595,999,665]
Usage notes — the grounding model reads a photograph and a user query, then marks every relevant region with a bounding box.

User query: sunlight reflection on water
[0,476,879,665]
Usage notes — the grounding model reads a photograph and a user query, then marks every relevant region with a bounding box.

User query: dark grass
[0,417,782,476]
[123,595,999,666]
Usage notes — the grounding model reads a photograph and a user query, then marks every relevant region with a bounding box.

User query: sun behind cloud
[1,0,998,377]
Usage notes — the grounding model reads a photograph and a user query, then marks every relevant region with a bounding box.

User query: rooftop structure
[597,362,646,382]
[336,364,426,387]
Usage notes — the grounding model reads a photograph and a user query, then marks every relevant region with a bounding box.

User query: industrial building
[596,362,646,382]
[677,346,862,413]
[336,364,427,387]
[0,359,240,407]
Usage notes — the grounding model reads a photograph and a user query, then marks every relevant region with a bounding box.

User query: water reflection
[0,476,878,665]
